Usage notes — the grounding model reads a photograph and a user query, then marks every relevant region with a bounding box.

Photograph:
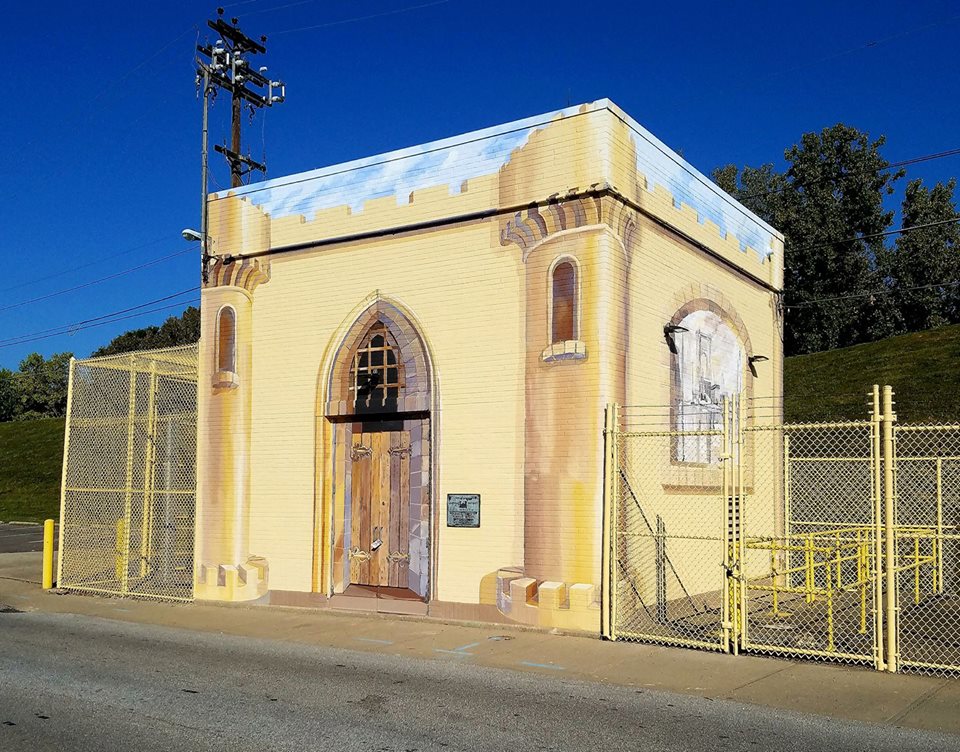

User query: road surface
[0,610,954,751]
[0,524,53,554]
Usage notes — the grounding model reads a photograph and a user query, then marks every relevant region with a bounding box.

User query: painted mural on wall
[196,99,783,633]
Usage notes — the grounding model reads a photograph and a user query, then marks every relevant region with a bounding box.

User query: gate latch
[371,527,383,551]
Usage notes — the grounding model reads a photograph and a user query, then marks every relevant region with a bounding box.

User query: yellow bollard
[42,519,55,590]
[770,541,779,616]
[859,541,868,635]
[826,578,835,653]
[115,518,126,581]
[914,536,921,605]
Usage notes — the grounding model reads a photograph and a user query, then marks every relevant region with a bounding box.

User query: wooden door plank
[398,430,410,589]
[377,432,391,587]
[388,432,401,587]
[349,432,364,585]
[359,432,372,585]
[369,432,383,587]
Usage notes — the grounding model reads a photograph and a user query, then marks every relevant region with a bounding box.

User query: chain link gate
[605,388,960,675]
[740,418,881,666]
[607,404,731,652]
[893,423,960,675]
[57,345,198,601]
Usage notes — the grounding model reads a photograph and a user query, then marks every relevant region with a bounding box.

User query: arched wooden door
[325,303,432,602]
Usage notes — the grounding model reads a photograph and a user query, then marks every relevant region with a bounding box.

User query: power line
[738,146,960,202]
[788,217,960,256]
[785,279,960,310]
[269,0,451,35]
[0,236,172,294]
[235,0,321,17]
[0,290,198,349]
[0,248,194,314]
[0,300,201,351]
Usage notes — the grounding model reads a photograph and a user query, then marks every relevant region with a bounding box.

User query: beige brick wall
[197,99,783,612]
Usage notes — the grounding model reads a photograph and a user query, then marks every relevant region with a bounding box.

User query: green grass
[785,324,960,424]
[0,418,65,523]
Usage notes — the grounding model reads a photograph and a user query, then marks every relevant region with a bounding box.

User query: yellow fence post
[783,434,791,580]
[42,519,55,589]
[140,363,158,578]
[882,385,898,673]
[721,396,732,654]
[601,403,616,640]
[56,357,75,590]
[936,458,944,595]
[120,355,138,596]
[737,394,748,650]
[871,384,885,670]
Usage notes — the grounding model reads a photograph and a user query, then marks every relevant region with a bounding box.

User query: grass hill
[784,323,960,424]
[0,326,957,522]
[0,418,65,523]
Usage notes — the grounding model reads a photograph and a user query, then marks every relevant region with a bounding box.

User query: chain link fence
[607,392,960,676]
[57,345,198,601]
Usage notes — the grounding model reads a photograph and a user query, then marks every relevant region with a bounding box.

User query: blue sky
[1,0,958,369]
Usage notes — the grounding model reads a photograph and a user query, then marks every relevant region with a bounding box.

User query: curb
[4,521,44,526]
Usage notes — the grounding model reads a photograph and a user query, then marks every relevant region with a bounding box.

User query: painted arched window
[551,260,577,343]
[217,307,237,374]
[672,310,743,463]
[349,322,404,413]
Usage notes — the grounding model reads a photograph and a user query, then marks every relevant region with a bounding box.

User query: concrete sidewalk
[1,551,957,738]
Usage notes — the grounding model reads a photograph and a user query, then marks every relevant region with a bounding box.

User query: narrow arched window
[552,261,577,343]
[217,307,236,373]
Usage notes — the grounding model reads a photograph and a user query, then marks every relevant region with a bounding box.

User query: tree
[0,368,16,422]
[716,124,901,355]
[712,163,788,229]
[12,352,72,419]
[92,306,200,357]
[887,179,960,332]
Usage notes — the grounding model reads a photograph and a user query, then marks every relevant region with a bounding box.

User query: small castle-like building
[195,99,783,631]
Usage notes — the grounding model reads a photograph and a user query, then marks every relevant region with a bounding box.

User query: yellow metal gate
[893,424,960,675]
[605,387,960,675]
[57,345,198,602]
[740,419,881,667]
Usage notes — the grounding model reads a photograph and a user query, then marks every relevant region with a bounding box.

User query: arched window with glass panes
[349,322,404,414]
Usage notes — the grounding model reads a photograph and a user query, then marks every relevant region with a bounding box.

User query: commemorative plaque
[446,493,481,527]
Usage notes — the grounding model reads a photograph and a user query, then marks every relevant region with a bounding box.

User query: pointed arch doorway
[323,301,432,605]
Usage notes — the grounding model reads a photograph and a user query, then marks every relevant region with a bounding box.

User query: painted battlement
[208,100,783,288]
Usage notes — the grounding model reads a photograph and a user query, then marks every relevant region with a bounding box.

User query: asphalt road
[0,611,956,752]
[0,524,53,554]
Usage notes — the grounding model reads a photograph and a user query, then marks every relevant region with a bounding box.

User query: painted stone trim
[325,299,431,417]
[500,194,637,263]
[662,284,758,489]
[541,339,587,363]
[204,257,272,292]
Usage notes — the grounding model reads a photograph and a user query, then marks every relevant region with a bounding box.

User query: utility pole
[195,7,286,281]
